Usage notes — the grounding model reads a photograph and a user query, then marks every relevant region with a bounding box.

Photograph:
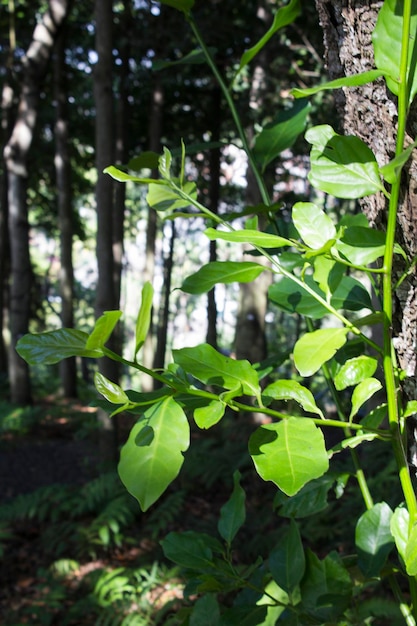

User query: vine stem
[186,15,271,207]
[380,0,417,617]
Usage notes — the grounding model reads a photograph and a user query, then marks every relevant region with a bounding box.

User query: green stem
[187,15,271,207]
[381,0,417,528]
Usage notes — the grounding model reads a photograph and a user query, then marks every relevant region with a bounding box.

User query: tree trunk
[93,0,118,463]
[3,0,71,404]
[314,0,417,400]
[54,24,77,399]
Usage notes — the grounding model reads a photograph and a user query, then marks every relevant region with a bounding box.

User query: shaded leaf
[162,531,217,570]
[269,520,305,592]
[159,0,194,13]
[218,471,246,545]
[253,100,310,172]
[336,226,386,265]
[135,282,154,357]
[274,475,336,519]
[249,418,329,496]
[16,329,103,365]
[238,0,300,71]
[181,261,266,294]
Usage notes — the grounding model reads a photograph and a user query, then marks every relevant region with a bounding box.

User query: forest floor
[0,397,262,625]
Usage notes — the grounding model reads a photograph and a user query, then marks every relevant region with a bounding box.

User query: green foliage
[15,0,417,623]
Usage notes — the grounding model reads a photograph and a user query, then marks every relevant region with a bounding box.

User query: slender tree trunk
[152,222,175,380]
[314,0,417,400]
[141,76,164,391]
[206,87,221,349]
[54,25,77,398]
[93,0,118,462]
[3,0,70,404]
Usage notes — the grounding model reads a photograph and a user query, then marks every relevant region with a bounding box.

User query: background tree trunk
[4,0,71,404]
[315,0,417,400]
[54,24,77,399]
[93,0,118,462]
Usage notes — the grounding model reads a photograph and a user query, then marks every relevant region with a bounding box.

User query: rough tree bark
[4,0,71,404]
[315,0,417,401]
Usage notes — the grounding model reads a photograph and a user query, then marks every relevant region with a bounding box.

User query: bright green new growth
[16,0,417,623]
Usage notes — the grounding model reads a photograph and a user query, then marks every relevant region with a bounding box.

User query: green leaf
[146,180,197,211]
[372,0,417,103]
[349,378,382,421]
[249,417,329,496]
[253,100,310,172]
[86,310,122,350]
[269,275,327,319]
[380,141,417,183]
[204,227,291,248]
[218,471,246,545]
[238,0,300,71]
[127,152,160,171]
[355,502,394,577]
[334,356,378,391]
[153,47,217,71]
[293,328,348,377]
[336,226,386,265]
[194,400,226,429]
[405,523,417,576]
[291,69,384,98]
[159,0,194,14]
[180,261,266,294]
[135,282,154,357]
[360,404,387,430]
[16,328,103,365]
[269,520,305,593]
[190,594,221,626]
[301,550,352,622]
[173,343,261,403]
[118,397,190,511]
[274,475,336,519]
[263,379,324,418]
[221,606,268,626]
[292,202,336,249]
[94,372,129,405]
[306,125,384,199]
[404,400,417,418]
[104,164,157,184]
[161,530,217,570]
[390,505,409,563]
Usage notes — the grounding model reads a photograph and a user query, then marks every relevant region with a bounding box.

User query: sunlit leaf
[204,227,291,248]
[181,261,266,294]
[405,523,417,576]
[334,356,378,391]
[118,397,190,511]
[135,282,154,357]
[293,328,348,377]
[291,69,384,98]
[104,164,157,184]
[292,202,336,249]
[86,310,122,350]
[218,471,246,545]
[249,418,329,496]
[380,141,417,183]
[146,180,197,211]
[372,0,417,103]
[336,226,386,265]
[355,502,394,577]
[263,379,324,418]
[349,378,382,421]
[306,125,384,199]
[194,400,226,429]
[94,372,129,405]
[390,506,409,563]
[16,329,103,365]
[253,100,310,172]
